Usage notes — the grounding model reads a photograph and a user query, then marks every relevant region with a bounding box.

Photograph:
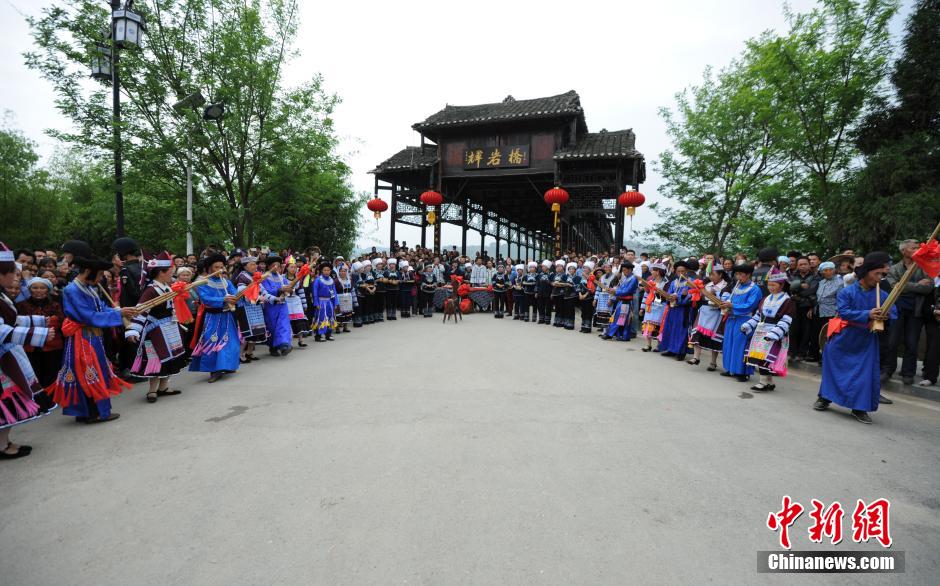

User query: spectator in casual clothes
[811,261,843,363]
[16,277,64,412]
[918,278,940,387]
[882,239,934,385]
[789,256,819,361]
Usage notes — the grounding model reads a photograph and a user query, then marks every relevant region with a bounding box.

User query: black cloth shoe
[661,351,676,357]
[0,443,32,460]
[852,410,872,424]
[720,371,733,377]
[735,375,750,382]
[878,394,893,405]
[813,398,830,411]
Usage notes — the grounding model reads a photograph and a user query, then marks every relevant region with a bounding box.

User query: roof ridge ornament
[503,95,515,103]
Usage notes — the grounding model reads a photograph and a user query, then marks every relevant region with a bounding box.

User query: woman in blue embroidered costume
[312,262,338,342]
[741,269,795,392]
[719,263,763,382]
[658,260,694,360]
[189,254,240,383]
[687,266,729,371]
[126,252,187,403]
[601,263,638,341]
[260,254,294,356]
[814,252,897,424]
[47,246,139,423]
[0,242,56,459]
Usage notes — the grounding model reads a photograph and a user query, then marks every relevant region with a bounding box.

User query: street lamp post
[172,92,223,255]
[91,1,144,237]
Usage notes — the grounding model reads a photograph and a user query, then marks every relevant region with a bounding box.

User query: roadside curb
[788,359,940,403]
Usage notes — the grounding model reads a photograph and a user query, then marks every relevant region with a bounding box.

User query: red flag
[171,281,194,324]
[244,271,263,303]
[912,239,940,278]
[295,263,311,282]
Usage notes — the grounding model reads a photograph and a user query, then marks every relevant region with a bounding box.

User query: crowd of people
[1,235,938,460]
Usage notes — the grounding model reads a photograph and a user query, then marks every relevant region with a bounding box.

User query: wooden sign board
[463,145,529,170]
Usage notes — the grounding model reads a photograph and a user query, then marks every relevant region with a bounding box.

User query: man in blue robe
[815,252,897,424]
[51,251,139,422]
[720,263,763,381]
[601,263,638,341]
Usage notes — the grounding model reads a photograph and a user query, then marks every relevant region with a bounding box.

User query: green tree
[842,0,940,250]
[650,60,790,254]
[0,119,67,248]
[747,0,899,249]
[25,0,359,250]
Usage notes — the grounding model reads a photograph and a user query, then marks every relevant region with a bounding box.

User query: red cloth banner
[912,239,940,278]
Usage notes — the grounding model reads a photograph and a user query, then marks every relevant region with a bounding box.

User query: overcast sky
[0,0,911,251]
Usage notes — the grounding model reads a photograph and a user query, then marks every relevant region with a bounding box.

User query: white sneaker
[917,379,934,387]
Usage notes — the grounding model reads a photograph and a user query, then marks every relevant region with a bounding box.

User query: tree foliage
[841,0,940,250]
[0,120,67,248]
[23,0,359,253]
[651,61,790,255]
[651,0,902,256]
[747,0,898,248]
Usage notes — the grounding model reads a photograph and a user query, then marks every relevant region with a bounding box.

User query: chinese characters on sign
[463,145,529,170]
[766,496,892,550]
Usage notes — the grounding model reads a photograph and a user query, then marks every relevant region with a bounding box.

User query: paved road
[2,315,938,584]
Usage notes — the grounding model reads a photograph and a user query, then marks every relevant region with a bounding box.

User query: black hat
[620,261,634,271]
[62,240,95,259]
[229,248,246,261]
[317,261,332,273]
[855,251,891,279]
[202,253,227,269]
[112,236,139,257]
[73,255,113,272]
[684,258,700,272]
[757,247,779,263]
[732,262,755,275]
[265,253,283,265]
[674,260,691,271]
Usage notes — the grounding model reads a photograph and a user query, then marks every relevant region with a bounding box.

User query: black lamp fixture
[111,0,145,48]
[202,102,225,121]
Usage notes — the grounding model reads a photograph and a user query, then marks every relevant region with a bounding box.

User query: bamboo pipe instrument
[642,278,676,303]
[229,270,273,305]
[98,283,133,328]
[688,280,726,306]
[134,269,224,313]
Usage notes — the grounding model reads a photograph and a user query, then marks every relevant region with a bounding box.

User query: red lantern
[459,298,473,314]
[367,196,388,220]
[420,189,443,225]
[543,186,569,228]
[617,190,645,217]
[419,189,443,207]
